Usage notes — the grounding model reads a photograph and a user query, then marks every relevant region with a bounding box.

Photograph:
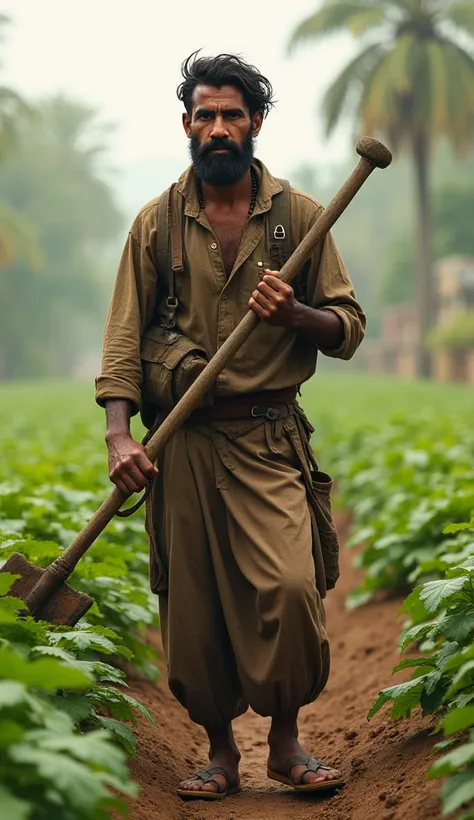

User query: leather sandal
[176,766,241,800]
[267,754,345,792]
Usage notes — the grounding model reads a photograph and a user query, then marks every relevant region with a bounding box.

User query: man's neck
[200,170,252,212]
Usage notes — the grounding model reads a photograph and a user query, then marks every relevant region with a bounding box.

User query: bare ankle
[205,724,241,763]
[268,713,299,747]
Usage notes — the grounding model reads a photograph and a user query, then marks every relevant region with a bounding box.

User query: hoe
[1,137,392,626]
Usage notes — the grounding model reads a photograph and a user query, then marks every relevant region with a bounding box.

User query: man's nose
[210,115,229,139]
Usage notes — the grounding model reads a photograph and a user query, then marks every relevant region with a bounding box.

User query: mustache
[198,137,243,157]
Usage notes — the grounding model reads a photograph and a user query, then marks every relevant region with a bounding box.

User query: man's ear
[182,111,191,138]
[252,111,263,138]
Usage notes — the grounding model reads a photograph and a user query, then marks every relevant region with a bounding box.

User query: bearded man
[96,51,366,801]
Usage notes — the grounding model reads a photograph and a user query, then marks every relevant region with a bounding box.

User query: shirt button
[210,242,218,250]
[221,294,227,301]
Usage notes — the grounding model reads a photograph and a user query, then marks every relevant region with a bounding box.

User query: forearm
[292,302,345,350]
[105,399,133,443]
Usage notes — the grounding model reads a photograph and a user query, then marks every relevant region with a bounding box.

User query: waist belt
[186,386,298,424]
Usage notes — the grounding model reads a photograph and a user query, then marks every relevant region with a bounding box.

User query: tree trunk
[412,131,434,378]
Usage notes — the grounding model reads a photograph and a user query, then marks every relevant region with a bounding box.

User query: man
[96,51,366,800]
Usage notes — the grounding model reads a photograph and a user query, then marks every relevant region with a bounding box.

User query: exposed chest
[206,208,249,277]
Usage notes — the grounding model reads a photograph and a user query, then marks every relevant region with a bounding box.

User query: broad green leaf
[421,672,449,716]
[46,629,123,656]
[441,706,474,736]
[437,641,461,670]
[428,741,474,777]
[403,585,428,618]
[368,677,424,721]
[444,644,474,673]
[0,646,92,690]
[88,686,155,725]
[49,692,93,723]
[393,656,437,673]
[0,785,31,820]
[440,769,474,814]
[0,718,24,748]
[399,621,439,652]
[420,576,470,613]
[440,609,474,643]
[94,715,137,758]
[433,739,459,752]
[0,595,28,622]
[444,517,474,534]
[26,726,128,771]
[0,572,19,595]
[0,681,27,708]
[447,660,474,697]
[10,744,136,812]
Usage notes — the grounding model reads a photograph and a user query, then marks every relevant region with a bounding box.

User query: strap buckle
[273,224,286,240]
[165,296,178,329]
[251,405,282,420]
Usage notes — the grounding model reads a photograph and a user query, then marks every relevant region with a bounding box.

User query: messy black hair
[177,51,275,118]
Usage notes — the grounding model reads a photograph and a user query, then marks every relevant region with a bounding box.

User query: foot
[179,733,240,796]
[268,737,342,787]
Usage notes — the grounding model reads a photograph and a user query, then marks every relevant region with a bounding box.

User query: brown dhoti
[146,406,335,728]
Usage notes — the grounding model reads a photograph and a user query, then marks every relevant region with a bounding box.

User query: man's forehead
[192,84,248,111]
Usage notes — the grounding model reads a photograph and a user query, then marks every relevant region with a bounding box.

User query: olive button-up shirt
[95,160,366,414]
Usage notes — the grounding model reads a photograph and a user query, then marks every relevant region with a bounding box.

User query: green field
[1,373,473,819]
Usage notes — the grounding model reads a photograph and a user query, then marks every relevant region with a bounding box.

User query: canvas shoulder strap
[265,179,293,271]
[155,183,184,328]
[265,179,311,305]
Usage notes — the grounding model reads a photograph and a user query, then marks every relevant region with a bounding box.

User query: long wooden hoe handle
[24,137,391,613]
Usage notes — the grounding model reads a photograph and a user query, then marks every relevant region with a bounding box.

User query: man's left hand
[249,270,298,327]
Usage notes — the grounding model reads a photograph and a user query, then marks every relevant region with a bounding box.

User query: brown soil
[126,515,443,820]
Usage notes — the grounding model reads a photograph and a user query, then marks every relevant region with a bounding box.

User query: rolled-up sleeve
[95,207,159,414]
[301,202,366,360]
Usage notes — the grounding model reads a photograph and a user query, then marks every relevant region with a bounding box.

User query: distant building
[357,304,419,378]
[433,255,474,384]
[359,255,474,383]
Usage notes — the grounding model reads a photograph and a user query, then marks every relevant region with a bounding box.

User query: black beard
[190,127,254,186]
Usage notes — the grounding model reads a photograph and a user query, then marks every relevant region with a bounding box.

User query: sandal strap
[285,755,330,784]
[194,766,232,794]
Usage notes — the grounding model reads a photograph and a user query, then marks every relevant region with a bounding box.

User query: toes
[303,769,341,784]
[180,779,203,791]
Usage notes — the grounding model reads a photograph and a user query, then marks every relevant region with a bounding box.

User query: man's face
[182,84,263,186]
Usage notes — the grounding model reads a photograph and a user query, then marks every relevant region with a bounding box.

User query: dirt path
[126,516,443,820]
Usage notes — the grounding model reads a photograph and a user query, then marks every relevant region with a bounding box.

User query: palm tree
[288,0,474,377]
[0,14,38,272]
[0,14,31,161]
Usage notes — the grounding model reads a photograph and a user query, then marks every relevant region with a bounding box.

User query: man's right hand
[106,433,158,495]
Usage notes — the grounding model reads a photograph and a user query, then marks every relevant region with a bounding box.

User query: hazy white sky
[3,0,357,179]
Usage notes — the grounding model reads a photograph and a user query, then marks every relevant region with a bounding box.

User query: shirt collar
[176,158,283,219]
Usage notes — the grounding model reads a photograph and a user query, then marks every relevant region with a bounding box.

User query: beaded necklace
[196,167,259,218]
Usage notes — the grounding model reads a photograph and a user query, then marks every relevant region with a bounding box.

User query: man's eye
[198,112,212,120]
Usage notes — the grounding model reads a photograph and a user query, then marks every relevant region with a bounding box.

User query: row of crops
[304,373,474,819]
[1,374,473,819]
[0,383,156,819]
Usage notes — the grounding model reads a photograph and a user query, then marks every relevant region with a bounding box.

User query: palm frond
[0,202,43,268]
[322,43,386,134]
[444,2,474,39]
[429,39,474,153]
[287,1,387,54]
[358,33,415,140]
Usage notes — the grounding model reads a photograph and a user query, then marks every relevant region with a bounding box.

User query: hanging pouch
[287,407,341,592]
[140,325,212,422]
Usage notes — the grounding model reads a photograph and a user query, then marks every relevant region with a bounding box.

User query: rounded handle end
[356,137,392,169]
